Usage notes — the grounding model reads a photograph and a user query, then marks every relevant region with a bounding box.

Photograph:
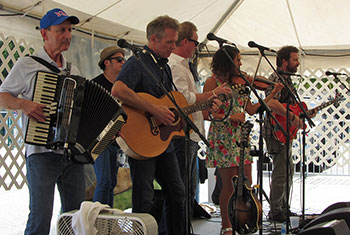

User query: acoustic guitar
[271,93,343,143]
[116,85,248,159]
[228,121,262,234]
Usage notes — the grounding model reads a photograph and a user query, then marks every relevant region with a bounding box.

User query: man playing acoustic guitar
[264,46,311,222]
[112,16,223,235]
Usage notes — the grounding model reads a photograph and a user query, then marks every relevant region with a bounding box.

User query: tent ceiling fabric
[2,0,350,51]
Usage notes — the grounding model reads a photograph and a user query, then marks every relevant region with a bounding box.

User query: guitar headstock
[334,89,345,105]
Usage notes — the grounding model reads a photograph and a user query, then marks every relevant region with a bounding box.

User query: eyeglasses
[187,38,199,47]
[109,56,125,63]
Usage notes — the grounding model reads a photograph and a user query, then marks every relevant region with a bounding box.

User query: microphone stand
[220,47,287,235]
[334,75,350,93]
[250,51,288,235]
[251,52,271,235]
[301,116,306,222]
[132,48,210,235]
[257,49,315,234]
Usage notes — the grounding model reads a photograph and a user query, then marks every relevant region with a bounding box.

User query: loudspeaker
[299,219,350,235]
[303,207,350,230]
[193,200,211,219]
[322,202,350,214]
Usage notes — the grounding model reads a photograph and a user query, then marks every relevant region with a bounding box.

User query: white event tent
[1,0,350,191]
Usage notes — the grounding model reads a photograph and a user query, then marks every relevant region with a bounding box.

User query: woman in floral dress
[203,45,282,235]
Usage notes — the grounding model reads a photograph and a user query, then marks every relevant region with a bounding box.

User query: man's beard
[287,64,297,73]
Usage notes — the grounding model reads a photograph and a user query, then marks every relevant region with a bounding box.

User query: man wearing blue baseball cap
[0,8,83,235]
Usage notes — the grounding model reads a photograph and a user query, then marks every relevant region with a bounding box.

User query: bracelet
[212,90,217,96]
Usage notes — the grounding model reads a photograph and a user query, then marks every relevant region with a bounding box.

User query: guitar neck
[237,121,253,197]
[182,85,245,115]
[307,98,337,115]
[237,145,245,197]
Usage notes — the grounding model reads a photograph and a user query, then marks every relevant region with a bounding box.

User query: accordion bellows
[25,71,127,163]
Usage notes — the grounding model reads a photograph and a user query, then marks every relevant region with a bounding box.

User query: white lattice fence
[0,33,39,190]
[1,34,350,191]
[199,64,350,176]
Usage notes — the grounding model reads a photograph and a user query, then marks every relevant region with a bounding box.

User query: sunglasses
[109,56,125,63]
[187,38,199,47]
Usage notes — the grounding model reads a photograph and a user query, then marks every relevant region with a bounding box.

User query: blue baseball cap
[40,8,79,29]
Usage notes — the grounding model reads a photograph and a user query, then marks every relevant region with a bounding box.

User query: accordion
[24,71,127,163]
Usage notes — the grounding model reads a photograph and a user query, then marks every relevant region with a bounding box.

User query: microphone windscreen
[248,41,256,48]
[325,71,332,76]
[117,39,128,48]
[206,33,216,40]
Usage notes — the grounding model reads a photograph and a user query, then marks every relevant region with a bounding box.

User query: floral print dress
[206,78,253,168]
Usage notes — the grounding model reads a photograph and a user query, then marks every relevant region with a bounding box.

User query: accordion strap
[29,55,72,75]
[29,55,60,73]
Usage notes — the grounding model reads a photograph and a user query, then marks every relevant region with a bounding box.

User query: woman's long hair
[210,45,240,86]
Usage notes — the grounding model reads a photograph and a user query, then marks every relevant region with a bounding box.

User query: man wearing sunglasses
[168,21,230,232]
[92,46,125,207]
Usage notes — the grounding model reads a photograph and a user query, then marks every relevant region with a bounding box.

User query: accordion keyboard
[25,72,58,145]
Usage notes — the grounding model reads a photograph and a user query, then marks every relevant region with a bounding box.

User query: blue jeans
[25,152,85,235]
[129,150,185,235]
[93,144,120,207]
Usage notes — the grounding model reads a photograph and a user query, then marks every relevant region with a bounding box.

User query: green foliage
[19,45,25,53]
[2,48,8,59]
[2,68,8,78]
[14,51,20,61]
[112,180,162,210]
[8,40,15,50]
[113,189,132,211]
[154,180,162,190]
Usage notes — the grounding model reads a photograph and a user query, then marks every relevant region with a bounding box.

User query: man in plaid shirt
[264,46,304,222]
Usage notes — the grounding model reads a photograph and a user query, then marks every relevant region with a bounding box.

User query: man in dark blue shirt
[112,16,185,235]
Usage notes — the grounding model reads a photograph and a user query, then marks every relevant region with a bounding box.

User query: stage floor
[0,172,349,234]
[192,172,350,235]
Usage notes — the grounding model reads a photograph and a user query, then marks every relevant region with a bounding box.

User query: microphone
[248,41,276,53]
[278,70,301,77]
[206,33,236,46]
[325,71,347,76]
[117,39,142,54]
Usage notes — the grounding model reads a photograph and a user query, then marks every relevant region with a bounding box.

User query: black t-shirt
[92,73,113,92]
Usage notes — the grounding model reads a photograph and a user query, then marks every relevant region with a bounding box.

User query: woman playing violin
[202,45,283,235]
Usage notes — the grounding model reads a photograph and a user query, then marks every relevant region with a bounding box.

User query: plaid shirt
[263,72,298,139]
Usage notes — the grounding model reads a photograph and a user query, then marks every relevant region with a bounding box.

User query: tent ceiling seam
[286,0,304,53]
[188,1,219,21]
[201,0,244,45]
[79,0,122,27]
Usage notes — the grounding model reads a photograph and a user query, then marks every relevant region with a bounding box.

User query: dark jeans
[25,152,85,235]
[93,144,120,207]
[129,150,185,235]
[173,137,198,220]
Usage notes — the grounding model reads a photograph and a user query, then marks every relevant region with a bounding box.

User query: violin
[234,73,276,91]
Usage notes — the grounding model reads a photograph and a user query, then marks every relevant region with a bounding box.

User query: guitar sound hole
[169,108,181,126]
